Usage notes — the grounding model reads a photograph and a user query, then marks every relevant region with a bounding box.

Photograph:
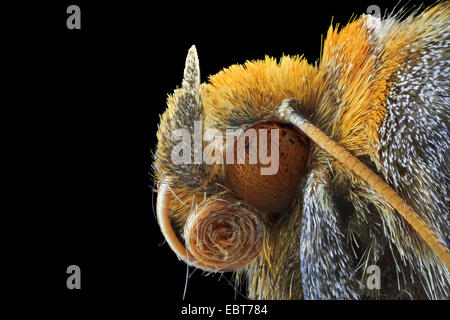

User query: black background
[16,0,445,316]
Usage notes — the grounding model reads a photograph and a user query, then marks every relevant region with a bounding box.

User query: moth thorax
[225,121,310,220]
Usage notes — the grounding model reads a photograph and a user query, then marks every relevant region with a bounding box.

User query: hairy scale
[154,2,450,299]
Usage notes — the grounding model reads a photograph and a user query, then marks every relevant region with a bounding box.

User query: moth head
[155,46,312,273]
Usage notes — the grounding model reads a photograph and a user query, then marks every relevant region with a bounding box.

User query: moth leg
[300,169,359,299]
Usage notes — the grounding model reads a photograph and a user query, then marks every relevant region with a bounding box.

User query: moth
[153,2,450,299]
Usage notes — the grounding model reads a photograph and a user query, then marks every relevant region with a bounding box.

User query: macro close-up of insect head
[151,1,450,300]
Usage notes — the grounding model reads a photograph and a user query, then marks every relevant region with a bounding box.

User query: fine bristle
[154,2,450,300]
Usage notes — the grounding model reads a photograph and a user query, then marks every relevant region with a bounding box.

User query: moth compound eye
[225,121,310,219]
[184,197,264,271]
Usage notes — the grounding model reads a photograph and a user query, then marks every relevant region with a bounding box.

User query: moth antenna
[277,99,450,270]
